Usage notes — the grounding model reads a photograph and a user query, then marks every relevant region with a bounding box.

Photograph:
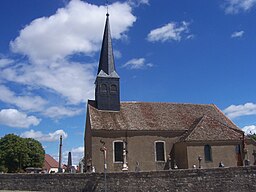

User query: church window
[113,141,123,162]
[155,141,165,162]
[235,145,241,154]
[204,144,212,162]
[100,84,107,93]
[110,84,117,93]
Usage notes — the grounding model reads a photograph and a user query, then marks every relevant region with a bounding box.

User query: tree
[0,134,45,173]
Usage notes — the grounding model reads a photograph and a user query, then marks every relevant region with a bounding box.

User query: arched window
[155,141,166,162]
[204,144,212,162]
[113,141,123,163]
[110,84,117,93]
[100,84,107,93]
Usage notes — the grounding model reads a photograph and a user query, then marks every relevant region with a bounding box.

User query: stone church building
[84,14,255,172]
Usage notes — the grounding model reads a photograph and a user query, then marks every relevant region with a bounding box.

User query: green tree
[0,134,45,173]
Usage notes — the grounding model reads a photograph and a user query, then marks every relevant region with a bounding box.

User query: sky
[0,0,256,165]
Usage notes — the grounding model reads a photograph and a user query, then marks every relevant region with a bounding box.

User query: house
[84,13,255,172]
[43,154,59,173]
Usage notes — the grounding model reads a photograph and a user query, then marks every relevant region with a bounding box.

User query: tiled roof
[43,154,59,171]
[181,115,242,141]
[88,101,241,133]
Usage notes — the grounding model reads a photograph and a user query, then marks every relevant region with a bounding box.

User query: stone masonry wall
[0,166,256,192]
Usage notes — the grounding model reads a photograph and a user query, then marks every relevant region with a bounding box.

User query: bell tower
[95,13,120,111]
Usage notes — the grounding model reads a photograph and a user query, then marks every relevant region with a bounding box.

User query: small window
[235,145,241,154]
[155,141,165,162]
[110,84,117,93]
[113,141,123,162]
[100,84,107,93]
[204,144,212,162]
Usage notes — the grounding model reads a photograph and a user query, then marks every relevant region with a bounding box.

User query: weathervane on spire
[106,0,109,16]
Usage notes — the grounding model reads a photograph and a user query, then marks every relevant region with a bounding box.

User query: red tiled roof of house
[43,154,59,171]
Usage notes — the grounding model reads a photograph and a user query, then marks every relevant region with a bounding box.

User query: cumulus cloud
[1,61,95,105]
[231,30,244,38]
[63,146,84,165]
[223,0,256,14]
[0,85,47,111]
[223,103,256,119]
[147,21,192,42]
[0,0,136,117]
[21,129,68,142]
[43,106,82,119]
[123,58,153,69]
[0,109,40,128]
[10,0,136,63]
[243,125,256,135]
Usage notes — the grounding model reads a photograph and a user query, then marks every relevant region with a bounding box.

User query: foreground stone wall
[0,166,256,192]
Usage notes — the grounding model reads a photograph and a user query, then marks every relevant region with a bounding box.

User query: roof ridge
[120,101,213,106]
[211,104,242,133]
[179,116,205,142]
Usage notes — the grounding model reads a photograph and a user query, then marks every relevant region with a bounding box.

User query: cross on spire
[106,0,109,15]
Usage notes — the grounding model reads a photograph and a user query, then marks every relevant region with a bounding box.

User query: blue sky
[1,0,256,165]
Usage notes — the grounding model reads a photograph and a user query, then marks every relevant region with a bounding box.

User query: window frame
[113,140,124,163]
[110,84,118,94]
[154,141,166,162]
[204,144,212,162]
[100,83,108,94]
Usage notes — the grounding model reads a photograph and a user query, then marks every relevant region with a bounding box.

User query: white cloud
[231,30,244,38]
[0,0,136,113]
[123,58,153,69]
[71,146,84,153]
[63,146,84,165]
[0,109,40,128]
[0,85,47,111]
[10,0,136,63]
[21,129,68,142]
[113,50,122,59]
[147,21,191,42]
[224,0,256,14]
[0,58,14,68]
[186,34,195,40]
[243,125,256,135]
[128,0,149,6]
[223,103,256,119]
[1,61,95,105]
[43,106,82,119]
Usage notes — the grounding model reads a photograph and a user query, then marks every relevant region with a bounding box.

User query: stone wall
[0,166,256,192]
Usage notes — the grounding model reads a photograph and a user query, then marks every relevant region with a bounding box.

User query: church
[84,13,255,172]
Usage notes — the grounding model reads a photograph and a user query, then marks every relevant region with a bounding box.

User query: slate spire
[97,13,119,78]
[95,13,120,111]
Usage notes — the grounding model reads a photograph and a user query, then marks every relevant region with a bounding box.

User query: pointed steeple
[97,13,119,78]
[95,13,120,111]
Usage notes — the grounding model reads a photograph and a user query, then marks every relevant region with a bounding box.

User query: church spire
[97,13,119,78]
[95,13,120,111]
